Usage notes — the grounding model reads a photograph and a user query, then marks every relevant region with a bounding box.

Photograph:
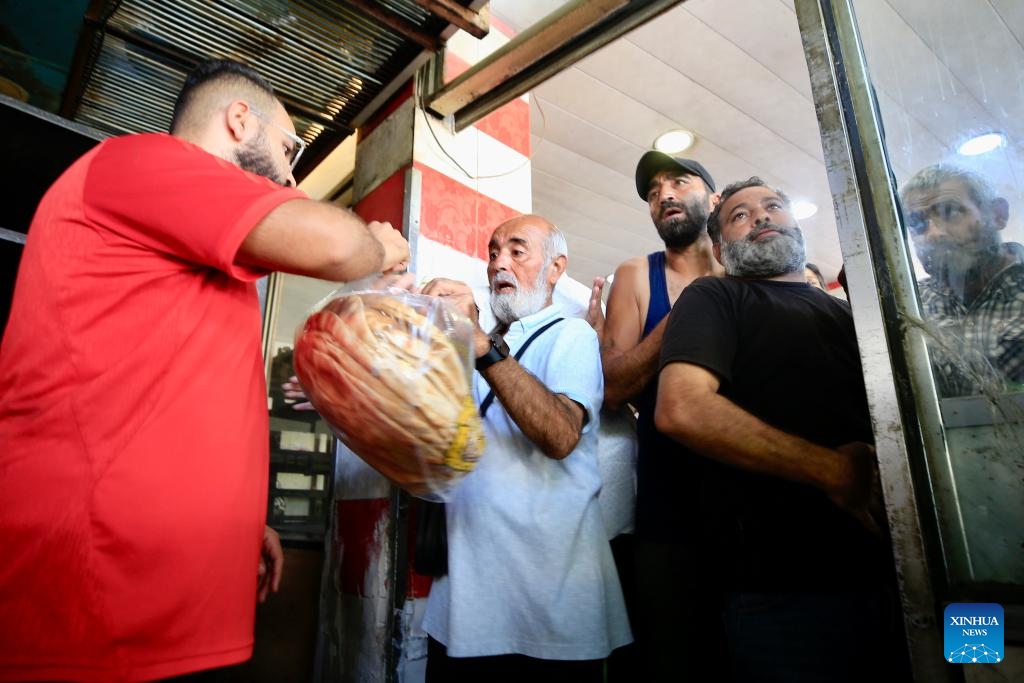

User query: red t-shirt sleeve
[83,133,307,281]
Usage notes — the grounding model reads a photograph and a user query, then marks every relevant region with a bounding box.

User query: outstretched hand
[586,276,606,346]
[367,220,410,274]
[420,277,480,324]
[830,442,886,537]
[258,525,284,603]
[282,375,315,411]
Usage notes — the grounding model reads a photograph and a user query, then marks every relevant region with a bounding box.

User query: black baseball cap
[635,151,716,199]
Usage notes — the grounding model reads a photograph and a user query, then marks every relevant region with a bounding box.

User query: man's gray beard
[656,197,710,249]
[235,126,286,186]
[490,269,550,325]
[721,224,806,278]
[917,219,1001,282]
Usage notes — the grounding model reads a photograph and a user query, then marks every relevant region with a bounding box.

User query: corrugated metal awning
[60,0,484,177]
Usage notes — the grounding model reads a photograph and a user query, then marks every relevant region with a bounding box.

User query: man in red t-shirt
[0,60,408,682]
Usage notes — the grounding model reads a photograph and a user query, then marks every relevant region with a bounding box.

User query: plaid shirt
[918,243,1024,397]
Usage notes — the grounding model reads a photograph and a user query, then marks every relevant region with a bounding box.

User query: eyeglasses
[249,106,306,171]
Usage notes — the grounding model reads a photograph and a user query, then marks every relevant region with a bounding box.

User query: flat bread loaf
[294,293,484,496]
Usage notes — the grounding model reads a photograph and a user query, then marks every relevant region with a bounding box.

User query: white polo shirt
[422,304,632,660]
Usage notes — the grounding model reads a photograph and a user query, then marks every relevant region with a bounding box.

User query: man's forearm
[480,359,584,460]
[602,318,666,408]
[655,388,852,495]
[239,199,388,281]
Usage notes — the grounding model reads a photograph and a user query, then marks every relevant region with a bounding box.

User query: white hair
[542,225,568,266]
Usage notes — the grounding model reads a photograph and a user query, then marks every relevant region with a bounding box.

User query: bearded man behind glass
[652,177,911,681]
[900,163,1023,397]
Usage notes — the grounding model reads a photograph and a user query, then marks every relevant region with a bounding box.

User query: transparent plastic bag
[293,278,484,501]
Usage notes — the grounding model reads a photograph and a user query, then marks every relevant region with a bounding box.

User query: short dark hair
[804,262,826,289]
[170,59,277,134]
[899,163,997,212]
[706,176,792,243]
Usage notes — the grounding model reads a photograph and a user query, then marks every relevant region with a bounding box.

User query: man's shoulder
[521,306,590,333]
[609,252,660,303]
[92,133,213,173]
[546,314,597,342]
[561,315,598,334]
[1000,243,1024,279]
[101,132,177,153]
[685,274,734,294]
[1005,242,1024,259]
[525,314,598,358]
[613,254,650,280]
[673,276,752,312]
[71,133,164,168]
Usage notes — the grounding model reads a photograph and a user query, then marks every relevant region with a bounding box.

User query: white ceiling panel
[883,0,1024,138]
[854,0,1014,149]
[627,10,824,162]
[530,107,646,211]
[532,65,683,153]
[488,0,1023,287]
[576,40,820,189]
[531,169,657,248]
[992,0,1024,46]
[852,0,1024,245]
[683,0,813,99]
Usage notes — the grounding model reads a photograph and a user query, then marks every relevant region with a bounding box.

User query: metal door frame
[795,1,963,680]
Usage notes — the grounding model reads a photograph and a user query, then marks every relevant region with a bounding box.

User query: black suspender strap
[478,318,564,418]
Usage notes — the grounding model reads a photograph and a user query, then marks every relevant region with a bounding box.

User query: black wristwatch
[475,332,510,372]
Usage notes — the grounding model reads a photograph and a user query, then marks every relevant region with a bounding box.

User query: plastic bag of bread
[293,282,484,501]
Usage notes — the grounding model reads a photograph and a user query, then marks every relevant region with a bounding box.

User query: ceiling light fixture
[957,132,1005,156]
[653,129,695,153]
[792,201,818,220]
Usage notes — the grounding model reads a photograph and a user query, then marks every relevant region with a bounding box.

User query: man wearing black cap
[589,150,724,680]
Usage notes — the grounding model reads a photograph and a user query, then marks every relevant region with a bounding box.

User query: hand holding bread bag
[293,282,484,500]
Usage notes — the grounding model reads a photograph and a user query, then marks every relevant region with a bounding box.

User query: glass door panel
[265,273,340,543]
[848,0,1024,590]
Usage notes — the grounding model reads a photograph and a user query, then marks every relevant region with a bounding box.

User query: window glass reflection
[266,274,340,542]
[854,0,1024,587]
[899,165,1023,398]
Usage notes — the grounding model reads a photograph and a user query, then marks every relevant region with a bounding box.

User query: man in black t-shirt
[654,177,908,681]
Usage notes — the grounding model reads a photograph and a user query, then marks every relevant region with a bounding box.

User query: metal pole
[795,1,959,679]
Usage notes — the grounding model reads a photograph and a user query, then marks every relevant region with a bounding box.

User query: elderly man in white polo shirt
[420,214,632,682]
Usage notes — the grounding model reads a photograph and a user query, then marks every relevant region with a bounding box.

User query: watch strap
[474,338,509,372]
[478,318,564,418]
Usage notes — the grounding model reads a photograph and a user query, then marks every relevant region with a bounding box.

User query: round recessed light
[792,201,818,220]
[957,132,1005,156]
[653,129,695,153]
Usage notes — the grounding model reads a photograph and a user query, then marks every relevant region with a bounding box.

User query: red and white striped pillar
[317,17,535,683]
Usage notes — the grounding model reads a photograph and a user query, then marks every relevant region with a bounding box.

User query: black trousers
[632,538,731,682]
[426,636,603,683]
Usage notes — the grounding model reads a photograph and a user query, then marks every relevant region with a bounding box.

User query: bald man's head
[487,215,568,324]
[495,215,567,266]
[170,59,279,138]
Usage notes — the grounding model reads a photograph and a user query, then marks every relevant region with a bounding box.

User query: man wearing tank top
[587,152,726,680]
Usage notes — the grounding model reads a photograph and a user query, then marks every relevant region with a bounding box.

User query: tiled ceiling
[517,0,1024,288]
[0,0,475,177]
[3,0,1022,293]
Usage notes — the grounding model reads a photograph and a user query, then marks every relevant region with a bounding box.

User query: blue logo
[944,603,1003,664]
